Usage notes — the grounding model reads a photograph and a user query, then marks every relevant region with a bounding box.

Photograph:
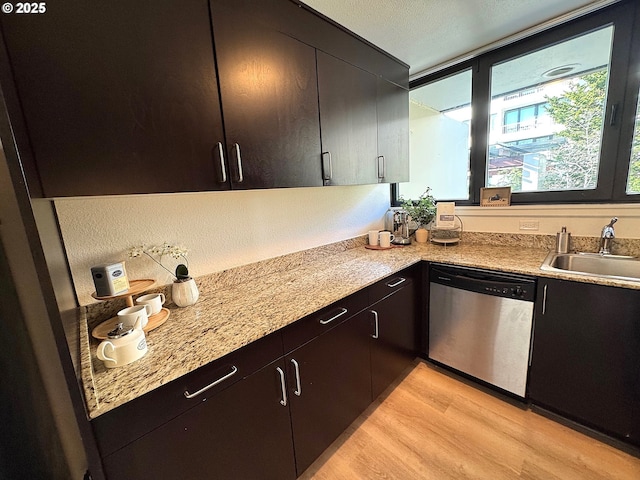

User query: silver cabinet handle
[542,284,548,315]
[291,359,302,396]
[386,277,406,288]
[276,366,288,406]
[377,155,385,179]
[371,310,379,339]
[319,307,348,325]
[217,142,227,182]
[233,143,244,183]
[184,365,238,399]
[322,151,332,181]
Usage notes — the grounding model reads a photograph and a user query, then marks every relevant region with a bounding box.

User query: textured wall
[54,185,391,306]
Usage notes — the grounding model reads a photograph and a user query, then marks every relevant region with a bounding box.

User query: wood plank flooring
[300,360,640,480]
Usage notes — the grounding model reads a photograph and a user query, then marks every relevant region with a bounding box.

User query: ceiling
[302,0,620,79]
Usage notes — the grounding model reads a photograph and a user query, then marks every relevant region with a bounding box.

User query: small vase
[415,227,429,243]
[172,277,199,307]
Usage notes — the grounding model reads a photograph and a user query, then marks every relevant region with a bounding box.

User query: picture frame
[480,187,511,207]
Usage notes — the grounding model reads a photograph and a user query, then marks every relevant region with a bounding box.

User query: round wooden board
[365,244,404,250]
[91,307,171,340]
[91,278,156,301]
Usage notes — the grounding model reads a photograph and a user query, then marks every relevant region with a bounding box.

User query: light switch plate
[519,220,539,231]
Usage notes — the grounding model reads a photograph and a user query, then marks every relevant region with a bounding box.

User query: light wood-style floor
[300,360,640,480]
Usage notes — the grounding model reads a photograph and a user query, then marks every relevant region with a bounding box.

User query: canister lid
[107,322,133,339]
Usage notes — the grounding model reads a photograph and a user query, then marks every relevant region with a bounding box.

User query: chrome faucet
[598,217,618,255]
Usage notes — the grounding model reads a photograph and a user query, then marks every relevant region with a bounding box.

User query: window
[399,69,472,201]
[489,26,613,194]
[398,0,640,205]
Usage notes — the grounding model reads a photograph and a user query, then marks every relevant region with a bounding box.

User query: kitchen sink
[540,251,640,282]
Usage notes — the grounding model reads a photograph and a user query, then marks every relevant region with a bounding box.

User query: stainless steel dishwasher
[428,263,536,398]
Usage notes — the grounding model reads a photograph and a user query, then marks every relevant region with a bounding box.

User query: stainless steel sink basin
[540,251,640,282]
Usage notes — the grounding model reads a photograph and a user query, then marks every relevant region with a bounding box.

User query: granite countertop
[80,237,640,420]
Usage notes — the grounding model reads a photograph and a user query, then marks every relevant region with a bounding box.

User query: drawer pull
[386,277,406,288]
[183,365,238,399]
[371,310,379,339]
[276,367,288,406]
[322,151,332,181]
[377,155,385,179]
[291,359,302,396]
[217,142,227,183]
[319,307,348,325]
[234,143,244,183]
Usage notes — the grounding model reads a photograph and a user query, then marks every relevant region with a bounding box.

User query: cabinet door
[529,278,640,446]
[286,310,372,476]
[317,51,378,186]
[102,358,296,480]
[377,78,410,183]
[369,281,417,399]
[1,0,228,197]
[210,0,323,189]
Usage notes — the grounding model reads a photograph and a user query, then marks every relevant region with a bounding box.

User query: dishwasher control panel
[431,264,536,302]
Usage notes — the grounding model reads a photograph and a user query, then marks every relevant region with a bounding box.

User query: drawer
[368,266,417,305]
[91,330,283,457]
[281,288,369,353]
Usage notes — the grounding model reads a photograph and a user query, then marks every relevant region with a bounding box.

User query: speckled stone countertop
[80,235,640,419]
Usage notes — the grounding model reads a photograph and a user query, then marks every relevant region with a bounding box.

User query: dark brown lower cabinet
[102,358,296,480]
[286,308,373,476]
[95,268,420,479]
[369,278,417,400]
[528,278,640,446]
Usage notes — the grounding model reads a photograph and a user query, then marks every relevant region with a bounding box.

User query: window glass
[399,69,472,200]
[488,26,613,193]
[626,91,640,194]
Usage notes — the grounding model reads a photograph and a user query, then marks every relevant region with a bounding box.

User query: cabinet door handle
[216,142,227,183]
[276,366,288,406]
[386,277,406,288]
[319,307,348,325]
[291,359,302,396]
[322,151,332,181]
[542,284,548,315]
[233,143,244,183]
[371,310,379,339]
[377,155,385,179]
[183,365,238,399]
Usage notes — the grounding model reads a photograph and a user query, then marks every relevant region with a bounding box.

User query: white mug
[368,230,379,246]
[117,304,151,329]
[379,231,395,248]
[135,293,166,316]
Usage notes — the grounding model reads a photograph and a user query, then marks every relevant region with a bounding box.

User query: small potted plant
[400,188,437,243]
[128,243,199,307]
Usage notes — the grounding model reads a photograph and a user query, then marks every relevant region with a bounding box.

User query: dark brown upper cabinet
[0,0,409,197]
[317,52,379,186]
[0,0,229,197]
[377,78,410,183]
[210,0,323,190]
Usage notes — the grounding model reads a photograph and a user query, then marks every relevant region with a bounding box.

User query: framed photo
[480,187,511,207]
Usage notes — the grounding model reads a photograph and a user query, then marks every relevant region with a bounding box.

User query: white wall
[52,185,391,306]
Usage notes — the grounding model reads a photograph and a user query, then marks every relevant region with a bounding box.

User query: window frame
[395,0,640,206]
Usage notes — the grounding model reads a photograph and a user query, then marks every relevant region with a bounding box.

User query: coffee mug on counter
[368,230,380,246]
[135,293,166,316]
[117,304,151,329]
[379,231,395,248]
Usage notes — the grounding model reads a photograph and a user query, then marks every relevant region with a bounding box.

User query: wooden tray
[91,278,155,306]
[91,307,171,340]
[365,244,404,250]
